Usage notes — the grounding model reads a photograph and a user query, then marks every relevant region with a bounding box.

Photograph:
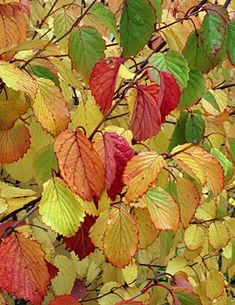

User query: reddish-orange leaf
[49,295,82,305]
[0,232,50,305]
[160,71,181,121]
[54,129,105,201]
[90,57,124,113]
[0,100,29,130]
[115,301,144,305]
[64,215,96,259]
[130,84,162,141]
[46,262,59,281]
[0,121,30,164]
[0,293,6,305]
[0,3,27,61]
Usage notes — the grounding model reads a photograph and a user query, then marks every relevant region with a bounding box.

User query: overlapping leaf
[0,232,50,305]
[90,57,124,113]
[102,206,139,268]
[33,78,70,136]
[115,301,144,305]
[49,294,82,305]
[120,0,155,57]
[39,177,85,237]
[184,225,206,250]
[54,129,105,201]
[123,152,166,203]
[172,288,202,305]
[142,186,180,234]
[226,22,235,65]
[208,221,229,249]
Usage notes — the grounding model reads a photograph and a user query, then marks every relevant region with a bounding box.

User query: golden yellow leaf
[208,221,229,250]
[184,225,206,251]
[206,270,225,301]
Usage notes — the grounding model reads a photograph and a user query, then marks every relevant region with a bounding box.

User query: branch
[223,0,232,8]
[190,0,207,14]
[215,82,235,90]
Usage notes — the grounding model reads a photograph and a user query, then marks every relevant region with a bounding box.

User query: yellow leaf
[123,152,166,203]
[39,177,85,237]
[208,221,229,250]
[0,198,7,215]
[195,200,217,221]
[143,186,180,234]
[33,78,70,136]
[202,89,227,116]
[102,206,138,268]
[206,270,225,301]
[184,225,206,251]
[82,191,111,216]
[0,181,35,198]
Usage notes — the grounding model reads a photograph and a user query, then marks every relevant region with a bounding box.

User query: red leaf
[46,262,59,281]
[130,84,162,141]
[0,232,50,305]
[160,71,181,120]
[71,279,87,299]
[90,57,124,113]
[64,215,96,259]
[54,129,105,201]
[49,295,82,305]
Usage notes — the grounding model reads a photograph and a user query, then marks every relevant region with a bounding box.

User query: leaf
[172,144,224,196]
[168,112,189,151]
[49,294,82,305]
[176,177,201,227]
[89,3,119,40]
[90,57,124,113]
[102,206,138,268]
[64,215,96,259]
[54,129,105,201]
[132,208,159,249]
[120,0,155,57]
[0,232,50,305]
[206,270,225,301]
[148,51,189,89]
[123,152,166,203]
[150,0,162,21]
[208,221,229,249]
[201,90,220,112]
[130,84,162,141]
[200,5,227,60]
[226,21,235,65]
[210,148,233,184]
[173,271,193,290]
[178,69,205,109]
[142,186,180,234]
[0,61,36,99]
[69,26,106,83]
[160,71,181,120]
[0,3,27,61]
[115,301,144,305]
[0,121,30,164]
[33,78,70,136]
[0,99,29,130]
[39,177,85,237]
[172,288,202,305]
[184,225,206,250]
[185,112,205,143]
[30,65,60,87]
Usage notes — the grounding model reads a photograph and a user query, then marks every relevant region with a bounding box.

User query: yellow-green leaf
[184,225,206,251]
[208,221,229,250]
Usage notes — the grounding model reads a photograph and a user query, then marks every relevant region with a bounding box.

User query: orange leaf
[130,84,162,141]
[0,3,27,61]
[90,57,124,113]
[0,121,30,164]
[54,129,105,201]
[0,99,29,130]
[102,206,138,268]
[0,293,6,305]
[49,294,82,305]
[0,232,50,305]
[123,152,166,203]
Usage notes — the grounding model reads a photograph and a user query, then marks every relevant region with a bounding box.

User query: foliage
[0,0,234,305]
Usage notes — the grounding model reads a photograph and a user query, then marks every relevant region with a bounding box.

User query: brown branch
[215,82,235,90]
[223,0,232,8]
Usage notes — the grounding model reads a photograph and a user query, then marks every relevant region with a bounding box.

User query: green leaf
[228,138,235,162]
[90,3,119,40]
[178,69,205,109]
[148,51,189,89]
[200,6,227,60]
[185,112,205,144]
[69,27,106,83]
[120,0,155,57]
[39,177,85,237]
[150,0,162,22]
[168,112,189,151]
[226,21,235,65]
[202,91,220,111]
[172,288,202,305]
[211,148,233,184]
[30,65,60,88]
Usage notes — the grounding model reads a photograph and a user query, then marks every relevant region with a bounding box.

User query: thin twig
[223,0,232,8]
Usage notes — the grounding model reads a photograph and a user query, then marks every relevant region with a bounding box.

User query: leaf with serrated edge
[143,186,180,234]
[123,152,166,203]
[208,221,229,249]
[102,206,138,268]
[0,232,50,305]
[49,294,82,305]
[39,177,85,237]
[54,129,105,201]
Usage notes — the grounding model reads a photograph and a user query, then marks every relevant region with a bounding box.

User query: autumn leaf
[49,295,82,305]
[172,288,202,305]
[102,206,139,268]
[90,57,124,113]
[123,152,166,203]
[54,129,105,201]
[115,301,144,305]
[0,232,50,305]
